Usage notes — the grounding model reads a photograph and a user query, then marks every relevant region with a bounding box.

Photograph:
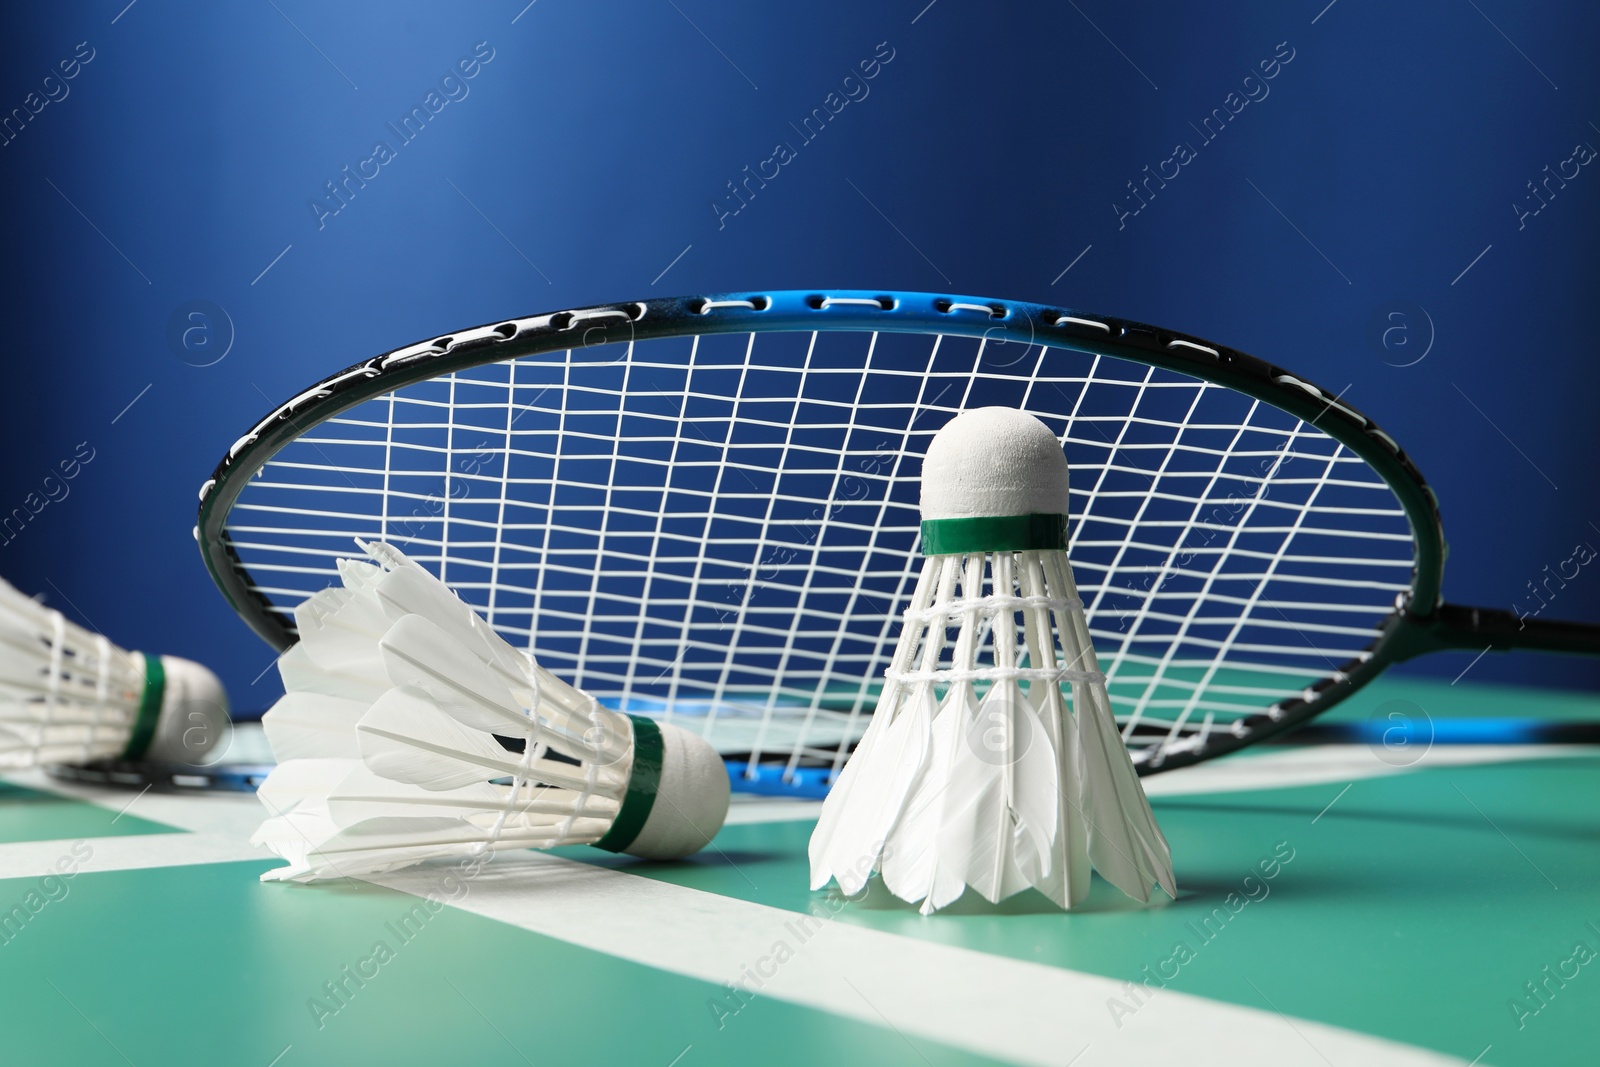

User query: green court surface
[0,674,1595,1066]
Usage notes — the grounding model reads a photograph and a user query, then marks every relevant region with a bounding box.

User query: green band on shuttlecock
[121,654,165,761]
[592,715,664,854]
[919,514,1069,556]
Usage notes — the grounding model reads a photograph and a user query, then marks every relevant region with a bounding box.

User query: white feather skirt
[809,549,1175,913]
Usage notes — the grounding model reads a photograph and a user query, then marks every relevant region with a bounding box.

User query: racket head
[196,290,1446,775]
[46,759,274,793]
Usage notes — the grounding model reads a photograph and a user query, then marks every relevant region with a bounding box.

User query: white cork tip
[624,721,731,860]
[145,655,230,764]
[920,407,1070,521]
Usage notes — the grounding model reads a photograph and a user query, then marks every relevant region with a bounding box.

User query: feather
[1007,693,1060,885]
[292,579,391,678]
[369,554,529,684]
[813,693,930,896]
[879,687,960,904]
[324,763,611,824]
[1015,550,1090,910]
[275,642,388,703]
[808,556,948,892]
[1076,677,1176,901]
[376,612,623,767]
[257,814,481,882]
[932,681,1057,909]
[254,757,353,821]
[891,554,984,908]
[356,686,524,791]
[932,554,1044,908]
[253,759,354,879]
[927,698,1000,910]
[1048,553,1175,901]
[805,706,883,887]
[256,750,609,882]
[369,553,603,737]
[377,613,527,736]
[261,690,370,760]
[1033,684,1090,910]
[335,556,385,592]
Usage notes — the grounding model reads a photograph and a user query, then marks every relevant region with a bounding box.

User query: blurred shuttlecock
[809,407,1175,914]
[0,576,228,769]
[252,541,731,882]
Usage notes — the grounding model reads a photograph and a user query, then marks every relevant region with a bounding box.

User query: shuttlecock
[809,407,1176,914]
[0,576,228,769]
[251,541,731,883]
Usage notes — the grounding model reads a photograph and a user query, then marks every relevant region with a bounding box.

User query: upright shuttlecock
[0,576,228,769]
[809,407,1175,913]
[251,542,731,882]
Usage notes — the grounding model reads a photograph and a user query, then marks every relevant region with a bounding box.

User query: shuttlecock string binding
[89,634,115,758]
[252,541,727,883]
[889,566,1103,693]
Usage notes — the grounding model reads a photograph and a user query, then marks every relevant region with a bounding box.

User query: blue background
[0,0,1595,713]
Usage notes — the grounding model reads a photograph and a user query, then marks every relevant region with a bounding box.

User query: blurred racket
[45,717,273,792]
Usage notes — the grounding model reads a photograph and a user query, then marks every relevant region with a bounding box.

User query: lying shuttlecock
[810,407,1176,913]
[0,575,228,769]
[252,542,731,882]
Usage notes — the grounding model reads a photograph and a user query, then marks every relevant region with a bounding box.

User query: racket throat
[1388,602,1600,661]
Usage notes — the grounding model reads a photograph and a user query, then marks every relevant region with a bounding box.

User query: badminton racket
[193,290,1600,792]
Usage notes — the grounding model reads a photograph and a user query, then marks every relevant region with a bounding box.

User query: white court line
[372,852,1468,1067]
[724,797,826,825]
[0,832,264,880]
[1142,743,1591,798]
[1,768,266,837]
